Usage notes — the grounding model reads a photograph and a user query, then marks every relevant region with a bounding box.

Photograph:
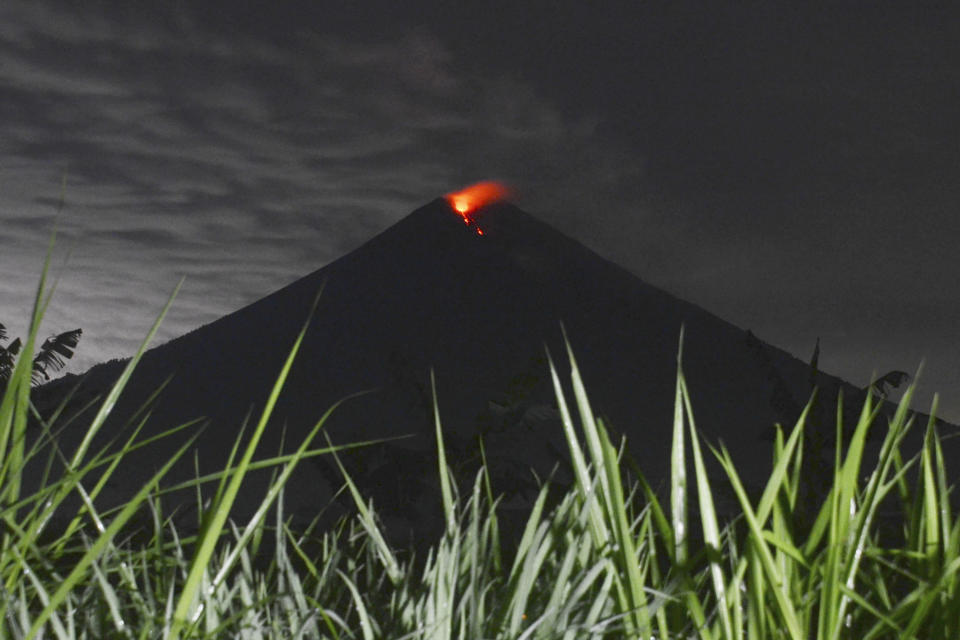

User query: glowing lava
[444,181,510,235]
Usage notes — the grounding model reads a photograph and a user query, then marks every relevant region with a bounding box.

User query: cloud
[1,2,958,425]
[0,3,647,376]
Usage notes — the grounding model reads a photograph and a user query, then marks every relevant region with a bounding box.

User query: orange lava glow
[444,181,510,235]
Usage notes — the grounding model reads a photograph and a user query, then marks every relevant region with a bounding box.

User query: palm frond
[31,328,82,383]
[0,325,11,386]
[0,338,22,386]
[0,350,14,385]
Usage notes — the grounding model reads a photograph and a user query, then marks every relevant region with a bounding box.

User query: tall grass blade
[169,293,318,638]
[679,370,731,640]
[431,370,456,536]
[26,431,200,640]
[672,325,688,568]
[69,278,184,471]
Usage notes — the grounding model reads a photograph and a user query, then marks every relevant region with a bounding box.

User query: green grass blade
[326,432,402,586]
[337,569,377,640]
[211,398,348,590]
[596,423,652,637]
[679,372,731,640]
[546,348,609,547]
[26,430,200,640]
[169,294,317,638]
[562,332,615,519]
[672,325,688,568]
[69,278,184,471]
[0,237,57,507]
[716,445,804,640]
[431,370,456,536]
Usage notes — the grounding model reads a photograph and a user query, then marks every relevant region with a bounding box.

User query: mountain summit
[34,197,949,544]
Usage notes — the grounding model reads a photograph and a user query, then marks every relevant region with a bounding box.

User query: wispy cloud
[4,3,955,424]
[0,4,644,373]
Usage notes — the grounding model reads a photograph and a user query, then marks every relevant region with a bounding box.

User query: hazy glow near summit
[444,181,511,235]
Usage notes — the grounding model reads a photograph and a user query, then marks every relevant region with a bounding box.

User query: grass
[2,254,959,639]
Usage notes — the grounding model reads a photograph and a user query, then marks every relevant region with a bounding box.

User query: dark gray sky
[2,1,958,421]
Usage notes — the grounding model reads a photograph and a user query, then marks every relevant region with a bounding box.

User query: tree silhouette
[867,370,910,400]
[0,322,82,389]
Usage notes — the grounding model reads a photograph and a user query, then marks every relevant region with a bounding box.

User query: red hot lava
[444,181,511,235]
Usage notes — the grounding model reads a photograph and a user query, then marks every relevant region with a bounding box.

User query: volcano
[34,197,955,546]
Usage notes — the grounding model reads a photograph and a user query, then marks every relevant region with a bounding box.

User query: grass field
[2,256,958,639]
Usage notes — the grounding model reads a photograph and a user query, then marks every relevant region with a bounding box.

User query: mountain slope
[33,198,953,544]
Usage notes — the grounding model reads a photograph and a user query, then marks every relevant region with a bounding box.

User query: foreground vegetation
[2,257,958,639]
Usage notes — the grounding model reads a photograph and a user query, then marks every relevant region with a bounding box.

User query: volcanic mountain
[34,197,954,545]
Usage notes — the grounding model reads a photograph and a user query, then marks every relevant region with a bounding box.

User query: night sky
[2,2,958,421]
